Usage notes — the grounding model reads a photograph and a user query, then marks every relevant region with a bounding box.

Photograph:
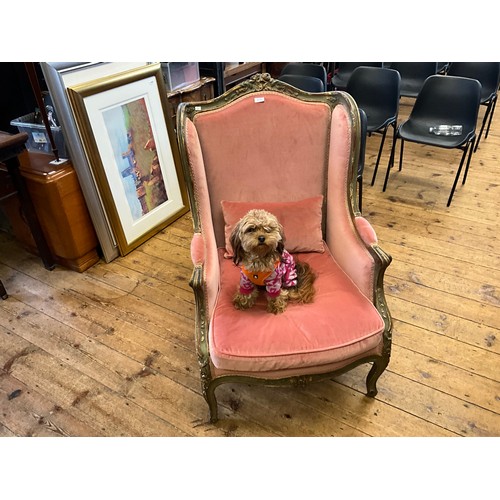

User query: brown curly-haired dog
[230,209,316,314]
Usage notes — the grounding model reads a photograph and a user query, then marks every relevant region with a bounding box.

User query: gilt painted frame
[67,63,188,255]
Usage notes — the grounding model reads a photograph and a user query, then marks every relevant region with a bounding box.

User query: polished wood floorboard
[0,97,499,437]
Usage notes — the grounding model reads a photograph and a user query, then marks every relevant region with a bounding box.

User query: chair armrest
[352,216,392,335]
[189,231,220,322]
[189,231,220,372]
[355,216,378,246]
[327,211,391,305]
[191,232,205,266]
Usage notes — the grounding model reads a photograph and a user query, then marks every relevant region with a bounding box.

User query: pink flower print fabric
[239,250,298,297]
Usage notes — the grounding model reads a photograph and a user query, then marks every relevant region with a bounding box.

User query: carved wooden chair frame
[176,73,392,423]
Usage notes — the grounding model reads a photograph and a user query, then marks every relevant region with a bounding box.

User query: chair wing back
[177,74,379,306]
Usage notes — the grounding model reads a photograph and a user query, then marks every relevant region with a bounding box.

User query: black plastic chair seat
[383,74,482,206]
[364,111,397,132]
[447,62,500,151]
[397,75,481,140]
[398,121,475,149]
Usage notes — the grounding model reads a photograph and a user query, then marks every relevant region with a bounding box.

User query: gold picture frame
[67,63,188,255]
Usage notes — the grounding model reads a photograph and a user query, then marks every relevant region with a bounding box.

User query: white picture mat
[82,74,184,245]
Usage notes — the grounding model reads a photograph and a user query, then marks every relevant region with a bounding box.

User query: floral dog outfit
[239,249,298,298]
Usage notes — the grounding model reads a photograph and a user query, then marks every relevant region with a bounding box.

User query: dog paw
[233,291,257,310]
[267,296,287,314]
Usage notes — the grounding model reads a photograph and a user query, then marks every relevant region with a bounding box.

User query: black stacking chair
[388,62,438,98]
[346,66,401,186]
[331,62,383,90]
[383,75,482,207]
[279,63,327,92]
[447,62,500,151]
[278,74,325,92]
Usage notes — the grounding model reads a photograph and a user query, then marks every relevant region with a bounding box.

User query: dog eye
[245,226,256,233]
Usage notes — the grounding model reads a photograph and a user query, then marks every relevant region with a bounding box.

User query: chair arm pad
[190,231,221,321]
[190,232,205,266]
[355,216,378,247]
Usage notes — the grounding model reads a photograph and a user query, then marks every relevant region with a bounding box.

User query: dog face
[230,209,285,265]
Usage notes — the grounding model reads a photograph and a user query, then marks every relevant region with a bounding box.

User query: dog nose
[258,235,265,243]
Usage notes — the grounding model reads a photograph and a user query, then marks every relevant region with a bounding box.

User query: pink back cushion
[192,92,331,247]
[221,196,325,257]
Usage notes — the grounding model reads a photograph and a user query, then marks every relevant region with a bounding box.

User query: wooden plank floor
[0,97,499,437]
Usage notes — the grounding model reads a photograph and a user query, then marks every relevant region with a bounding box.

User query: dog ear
[230,223,244,265]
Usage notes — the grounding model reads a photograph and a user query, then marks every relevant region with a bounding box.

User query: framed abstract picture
[67,63,188,255]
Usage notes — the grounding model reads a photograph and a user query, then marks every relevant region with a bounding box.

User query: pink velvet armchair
[176,73,392,423]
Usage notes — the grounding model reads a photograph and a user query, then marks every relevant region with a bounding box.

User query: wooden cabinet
[16,151,100,272]
[165,77,215,132]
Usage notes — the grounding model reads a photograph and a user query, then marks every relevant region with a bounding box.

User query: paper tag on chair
[254,97,265,103]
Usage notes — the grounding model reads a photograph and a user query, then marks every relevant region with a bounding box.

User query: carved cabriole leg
[366,356,389,397]
[205,378,219,424]
[189,263,219,422]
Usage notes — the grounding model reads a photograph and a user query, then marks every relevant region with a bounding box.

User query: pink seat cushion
[209,244,384,372]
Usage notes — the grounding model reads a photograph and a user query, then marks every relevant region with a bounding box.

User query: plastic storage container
[162,62,200,92]
[10,112,68,158]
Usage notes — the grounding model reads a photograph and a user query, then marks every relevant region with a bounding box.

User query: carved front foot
[366,357,389,397]
[203,379,219,424]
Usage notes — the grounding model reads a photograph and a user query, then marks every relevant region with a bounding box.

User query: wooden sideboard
[0,146,100,273]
